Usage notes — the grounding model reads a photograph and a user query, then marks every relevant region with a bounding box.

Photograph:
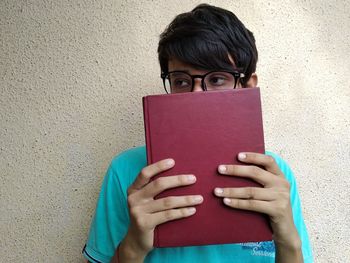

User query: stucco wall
[1,0,349,262]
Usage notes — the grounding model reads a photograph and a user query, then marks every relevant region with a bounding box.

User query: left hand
[213,152,301,247]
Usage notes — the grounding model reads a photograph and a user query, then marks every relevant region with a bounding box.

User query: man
[83,4,313,263]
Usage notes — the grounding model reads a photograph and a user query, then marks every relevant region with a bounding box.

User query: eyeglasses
[161,70,245,94]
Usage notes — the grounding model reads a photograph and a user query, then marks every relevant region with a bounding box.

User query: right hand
[120,158,203,260]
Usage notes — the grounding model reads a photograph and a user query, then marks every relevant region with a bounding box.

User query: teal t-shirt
[83,146,313,263]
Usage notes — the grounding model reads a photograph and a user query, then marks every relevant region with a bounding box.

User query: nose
[192,78,204,92]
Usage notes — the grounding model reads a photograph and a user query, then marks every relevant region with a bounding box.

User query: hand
[119,159,203,262]
[213,152,301,249]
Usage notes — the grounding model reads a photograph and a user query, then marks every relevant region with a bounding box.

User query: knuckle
[164,210,174,221]
[251,166,260,175]
[266,155,275,165]
[225,165,233,173]
[155,162,164,171]
[178,175,188,185]
[251,166,261,176]
[129,206,139,217]
[280,191,290,201]
[136,214,153,230]
[232,199,240,208]
[180,208,189,217]
[247,199,255,208]
[285,181,291,190]
[249,154,257,162]
[277,198,289,211]
[185,196,194,204]
[140,168,151,179]
[127,195,135,207]
[281,179,291,190]
[135,216,146,228]
[247,187,255,199]
[163,197,175,209]
[178,175,189,185]
[153,177,166,190]
[156,160,170,171]
[234,199,244,208]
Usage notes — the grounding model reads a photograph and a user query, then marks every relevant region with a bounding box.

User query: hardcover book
[143,88,272,247]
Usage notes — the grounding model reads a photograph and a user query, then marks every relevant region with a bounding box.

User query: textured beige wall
[1,0,349,262]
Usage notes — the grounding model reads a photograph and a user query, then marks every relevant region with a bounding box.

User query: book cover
[143,88,272,247]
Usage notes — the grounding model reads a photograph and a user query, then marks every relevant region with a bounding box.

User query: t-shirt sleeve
[83,163,130,263]
[83,147,146,263]
[266,151,314,263]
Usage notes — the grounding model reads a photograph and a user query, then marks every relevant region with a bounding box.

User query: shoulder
[110,145,147,170]
[107,145,147,189]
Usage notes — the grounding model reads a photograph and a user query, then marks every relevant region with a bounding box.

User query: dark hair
[158,4,258,86]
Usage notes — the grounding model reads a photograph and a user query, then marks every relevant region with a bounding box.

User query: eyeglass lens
[165,72,236,93]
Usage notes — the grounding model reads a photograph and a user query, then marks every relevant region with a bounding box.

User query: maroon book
[143,88,272,248]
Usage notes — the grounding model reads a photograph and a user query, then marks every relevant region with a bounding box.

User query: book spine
[257,88,265,154]
[142,96,159,247]
[142,97,152,165]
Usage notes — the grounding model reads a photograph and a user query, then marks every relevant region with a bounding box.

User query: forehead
[168,58,195,70]
[168,58,209,75]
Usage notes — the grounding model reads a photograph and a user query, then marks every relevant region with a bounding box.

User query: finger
[223,198,274,215]
[149,207,197,226]
[143,195,203,213]
[218,164,273,186]
[237,152,283,176]
[130,159,175,191]
[214,187,276,201]
[140,174,197,199]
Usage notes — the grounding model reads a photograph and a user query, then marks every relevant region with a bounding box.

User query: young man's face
[168,57,258,92]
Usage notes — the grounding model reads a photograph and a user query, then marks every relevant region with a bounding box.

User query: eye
[173,78,191,88]
[205,72,235,89]
[207,75,228,86]
[169,73,192,89]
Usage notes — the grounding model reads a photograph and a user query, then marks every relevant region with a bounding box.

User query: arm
[214,153,303,263]
[111,159,203,263]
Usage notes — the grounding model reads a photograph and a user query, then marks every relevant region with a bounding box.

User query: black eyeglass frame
[160,70,245,94]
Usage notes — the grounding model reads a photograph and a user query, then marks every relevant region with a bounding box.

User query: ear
[244,73,258,88]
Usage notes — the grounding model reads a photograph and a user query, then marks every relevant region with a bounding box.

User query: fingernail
[224,198,231,204]
[215,188,223,194]
[194,196,203,203]
[187,207,196,214]
[238,153,247,160]
[187,175,196,182]
[218,165,227,173]
[166,159,175,167]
